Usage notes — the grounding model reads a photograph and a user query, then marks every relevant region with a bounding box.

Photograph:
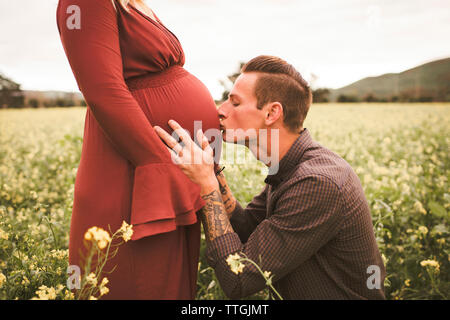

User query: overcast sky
[0,0,449,99]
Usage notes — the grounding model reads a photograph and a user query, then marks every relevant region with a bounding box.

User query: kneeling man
[155,55,386,300]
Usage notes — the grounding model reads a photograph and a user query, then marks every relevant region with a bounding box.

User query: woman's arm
[57,0,170,166]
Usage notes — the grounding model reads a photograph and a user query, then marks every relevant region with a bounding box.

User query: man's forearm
[216,171,237,218]
[199,180,235,242]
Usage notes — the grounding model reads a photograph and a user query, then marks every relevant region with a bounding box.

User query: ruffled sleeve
[131,163,205,240]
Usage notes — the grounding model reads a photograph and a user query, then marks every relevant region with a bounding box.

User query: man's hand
[154,119,236,217]
[154,120,218,195]
[154,120,234,242]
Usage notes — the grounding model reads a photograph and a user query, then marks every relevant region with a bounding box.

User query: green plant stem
[239,257,283,300]
[44,216,58,249]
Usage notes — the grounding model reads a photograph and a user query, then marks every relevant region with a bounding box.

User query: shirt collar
[264,128,312,187]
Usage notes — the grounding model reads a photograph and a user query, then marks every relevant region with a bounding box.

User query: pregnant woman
[56,0,220,299]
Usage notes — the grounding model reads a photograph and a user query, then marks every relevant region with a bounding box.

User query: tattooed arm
[215,170,237,218]
[198,182,235,242]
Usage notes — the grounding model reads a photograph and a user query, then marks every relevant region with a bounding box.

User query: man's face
[218,72,266,144]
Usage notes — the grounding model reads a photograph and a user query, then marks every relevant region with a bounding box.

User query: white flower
[119,221,133,242]
[418,226,428,235]
[226,253,245,275]
[85,273,98,286]
[420,259,440,271]
[84,227,111,249]
[413,201,427,215]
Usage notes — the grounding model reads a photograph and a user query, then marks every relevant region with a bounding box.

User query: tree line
[311,89,437,103]
[0,73,85,109]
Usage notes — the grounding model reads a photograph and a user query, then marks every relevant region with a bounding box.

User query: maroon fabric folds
[130,162,205,240]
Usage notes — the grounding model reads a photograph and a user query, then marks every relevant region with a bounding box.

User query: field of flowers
[0,103,449,300]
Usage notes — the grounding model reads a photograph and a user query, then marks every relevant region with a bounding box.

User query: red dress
[56,0,220,299]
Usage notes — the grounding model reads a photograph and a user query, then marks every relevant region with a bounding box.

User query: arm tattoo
[216,172,237,217]
[219,180,227,195]
[200,190,234,242]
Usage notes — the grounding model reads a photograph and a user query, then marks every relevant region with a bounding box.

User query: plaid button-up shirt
[205,128,386,299]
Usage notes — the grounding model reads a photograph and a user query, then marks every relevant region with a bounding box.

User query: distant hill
[329,58,450,102]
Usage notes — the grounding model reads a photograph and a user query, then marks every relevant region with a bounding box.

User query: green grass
[0,103,449,299]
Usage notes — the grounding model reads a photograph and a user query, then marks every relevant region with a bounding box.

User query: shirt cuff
[205,232,242,268]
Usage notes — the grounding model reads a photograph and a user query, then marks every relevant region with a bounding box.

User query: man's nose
[217,103,228,120]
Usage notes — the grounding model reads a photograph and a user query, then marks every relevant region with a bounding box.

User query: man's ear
[264,102,283,126]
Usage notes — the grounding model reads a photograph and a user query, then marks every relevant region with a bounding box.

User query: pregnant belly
[127,66,221,160]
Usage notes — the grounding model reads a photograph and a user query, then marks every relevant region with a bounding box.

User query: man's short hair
[241,55,312,132]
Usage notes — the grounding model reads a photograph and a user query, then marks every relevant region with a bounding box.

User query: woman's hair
[118,0,143,6]
[112,0,144,11]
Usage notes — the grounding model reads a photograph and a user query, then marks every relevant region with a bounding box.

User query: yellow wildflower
[381,254,388,265]
[64,290,75,300]
[119,221,134,242]
[226,253,245,275]
[84,231,92,241]
[0,272,6,288]
[84,227,111,249]
[418,226,428,235]
[413,201,427,215]
[100,286,109,297]
[100,277,109,287]
[21,276,30,286]
[0,228,8,240]
[420,259,440,271]
[34,285,57,300]
[86,272,98,286]
[263,271,273,286]
[98,239,108,250]
[47,287,57,300]
[98,277,110,297]
[404,279,411,287]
